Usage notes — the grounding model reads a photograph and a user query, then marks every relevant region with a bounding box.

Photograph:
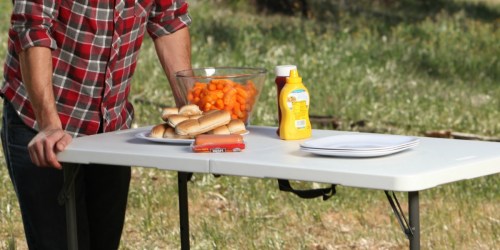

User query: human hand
[28,127,73,169]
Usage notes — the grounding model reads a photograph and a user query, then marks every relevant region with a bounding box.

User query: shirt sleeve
[146,0,192,39]
[10,0,60,53]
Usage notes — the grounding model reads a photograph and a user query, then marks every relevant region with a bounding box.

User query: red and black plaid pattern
[2,0,191,137]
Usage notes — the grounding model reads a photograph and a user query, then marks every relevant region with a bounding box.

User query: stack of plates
[300,134,420,158]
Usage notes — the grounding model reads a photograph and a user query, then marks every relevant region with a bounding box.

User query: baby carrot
[186,78,259,124]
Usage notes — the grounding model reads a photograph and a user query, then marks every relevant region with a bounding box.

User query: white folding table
[57,126,500,250]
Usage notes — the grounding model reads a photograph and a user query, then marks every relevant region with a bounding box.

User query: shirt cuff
[147,2,192,39]
[12,29,58,53]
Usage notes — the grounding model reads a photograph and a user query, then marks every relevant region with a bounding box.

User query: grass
[1,0,499,249]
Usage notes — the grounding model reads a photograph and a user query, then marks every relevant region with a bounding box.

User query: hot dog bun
[227,119,246,134]
[176,110,231,136]
[162,126,176,138]
[167,114,190,127]
[202,110,219,116]
[189,114,203,120]
[150,123,169,138]
[178,104,202,116]
[206,119,245,135]
[207,125,231,135]
[161,107,179,121]
[162,126,193,139]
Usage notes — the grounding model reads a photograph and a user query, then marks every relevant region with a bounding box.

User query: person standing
[1,0,192,249]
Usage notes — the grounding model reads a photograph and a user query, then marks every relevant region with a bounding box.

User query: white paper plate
[301,144,417,158]
[300,140,419,153]
[300,134,419,151]
[135,132,193,144]
[135,130,250,145]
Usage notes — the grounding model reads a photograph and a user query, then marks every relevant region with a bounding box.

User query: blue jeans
[1,100,131,250]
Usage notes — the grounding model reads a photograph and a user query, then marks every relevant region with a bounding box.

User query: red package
[192,134,245,153]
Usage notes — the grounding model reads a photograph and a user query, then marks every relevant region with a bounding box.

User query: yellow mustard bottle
[279,69,312,140]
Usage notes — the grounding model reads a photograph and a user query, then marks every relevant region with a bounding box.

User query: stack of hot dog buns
[149,104,247,139]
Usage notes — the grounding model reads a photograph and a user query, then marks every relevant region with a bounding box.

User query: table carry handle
[278,179,336,201]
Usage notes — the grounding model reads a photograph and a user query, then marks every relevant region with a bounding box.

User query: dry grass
[114,171,499,250]
[2,171,499,249]
[1,0,499,249]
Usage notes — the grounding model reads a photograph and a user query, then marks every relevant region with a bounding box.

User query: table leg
[178,172,190,250]
[61,164,79,250]
[408,191,420,250]
[385,191,420,250]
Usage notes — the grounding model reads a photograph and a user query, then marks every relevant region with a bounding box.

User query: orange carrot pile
[187,79,258,123]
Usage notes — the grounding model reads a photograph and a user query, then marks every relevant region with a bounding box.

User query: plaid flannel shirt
[2,0,191,137]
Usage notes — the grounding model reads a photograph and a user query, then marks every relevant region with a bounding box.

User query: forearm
[154,27,192,106]
[18,47,61,130]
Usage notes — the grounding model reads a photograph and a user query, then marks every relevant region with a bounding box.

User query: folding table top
[58,126,500,192]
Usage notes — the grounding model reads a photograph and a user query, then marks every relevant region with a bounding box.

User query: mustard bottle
[279,69,312,140]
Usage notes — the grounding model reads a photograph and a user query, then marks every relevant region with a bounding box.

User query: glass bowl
[174,67,267,124]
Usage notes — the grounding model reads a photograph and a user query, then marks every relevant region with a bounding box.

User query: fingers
[28,144,41,167]
[55,133,72,152]
[28,129,71,169]
[43,139,62,169]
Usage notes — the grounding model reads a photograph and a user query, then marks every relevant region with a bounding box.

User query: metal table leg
[59,164,80,250]
[408,191,420,250]
[178,172,190,250]
[385,191,420,250]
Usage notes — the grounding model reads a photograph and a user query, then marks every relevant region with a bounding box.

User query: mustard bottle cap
[286,69,302,84]
[275,65,297,77]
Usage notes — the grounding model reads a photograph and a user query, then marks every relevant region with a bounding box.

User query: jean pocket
[3,102,36,148]
[7,124,36,149]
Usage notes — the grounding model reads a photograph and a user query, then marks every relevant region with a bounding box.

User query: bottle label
[286,89,309,129]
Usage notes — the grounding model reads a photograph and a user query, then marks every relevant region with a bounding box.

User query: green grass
[1,0,499,249]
